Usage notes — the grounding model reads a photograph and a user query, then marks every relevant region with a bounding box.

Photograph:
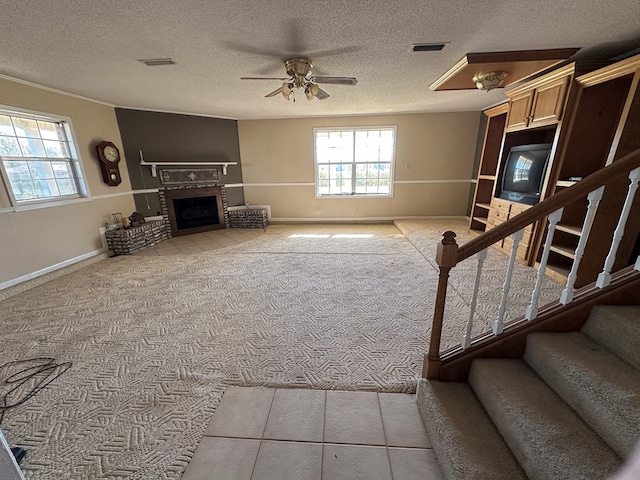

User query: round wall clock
[96,141,122,186]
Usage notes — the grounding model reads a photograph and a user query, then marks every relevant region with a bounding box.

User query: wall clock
[96,141,122,186]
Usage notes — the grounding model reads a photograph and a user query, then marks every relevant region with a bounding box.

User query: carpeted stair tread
[582,305,640,370]
[416,378,527,480]
[524,331,640,458]
[469,358,622,480]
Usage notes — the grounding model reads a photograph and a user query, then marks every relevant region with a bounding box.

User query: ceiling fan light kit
[282,82,293,100]
[241,57,357,101]
[472,71,508,91]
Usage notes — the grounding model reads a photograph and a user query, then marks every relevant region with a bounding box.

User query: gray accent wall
[115,108,244,216]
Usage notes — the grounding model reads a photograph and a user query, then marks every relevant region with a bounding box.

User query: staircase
[417,305,640,480]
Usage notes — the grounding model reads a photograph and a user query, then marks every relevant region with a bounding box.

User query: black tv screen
[500,143,552,205]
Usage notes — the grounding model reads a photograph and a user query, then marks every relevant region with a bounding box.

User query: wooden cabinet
[506,202,534,262]
[486,198,533,261]
[539,55,640,287]
[469,60,612,270]
[506,92,533,130]
[469,104,509,236]
[506,67,571,131]
[529,76,570,127]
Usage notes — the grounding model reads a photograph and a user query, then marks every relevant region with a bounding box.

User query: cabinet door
[506,91,534,131]
[529,77,569,128]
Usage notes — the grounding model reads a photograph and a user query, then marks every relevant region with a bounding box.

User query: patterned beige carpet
[0,220,562,479]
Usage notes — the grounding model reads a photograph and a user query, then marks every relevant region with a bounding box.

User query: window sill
[316,194,393,199]
[9,195,89,212]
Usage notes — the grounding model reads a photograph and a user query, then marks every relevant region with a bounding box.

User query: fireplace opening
[173,196,219,230]
[162,185,228,236]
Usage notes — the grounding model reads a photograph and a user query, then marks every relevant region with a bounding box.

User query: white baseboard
[0,248,107,293]
[269,215,468,223]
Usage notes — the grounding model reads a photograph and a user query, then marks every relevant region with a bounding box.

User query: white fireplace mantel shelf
[138,150,237,177]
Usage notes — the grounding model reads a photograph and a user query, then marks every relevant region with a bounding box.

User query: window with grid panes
[0,109,86,205]
[314,127,395,197]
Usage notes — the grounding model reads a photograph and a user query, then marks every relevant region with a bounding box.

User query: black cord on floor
[0,357,72,428]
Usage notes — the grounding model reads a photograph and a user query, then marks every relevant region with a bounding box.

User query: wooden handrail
[457,147,640,263]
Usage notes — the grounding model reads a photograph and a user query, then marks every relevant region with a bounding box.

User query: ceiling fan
[241,57,357,101]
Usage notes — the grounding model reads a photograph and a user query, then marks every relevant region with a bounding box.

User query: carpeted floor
[0,219,562,479]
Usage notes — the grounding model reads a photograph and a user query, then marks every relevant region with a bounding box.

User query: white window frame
[314,126,396,198]
[0,106,88,209]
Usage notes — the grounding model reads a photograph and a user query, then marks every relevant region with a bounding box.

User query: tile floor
[132,228,265,256]
[181,386,443,480]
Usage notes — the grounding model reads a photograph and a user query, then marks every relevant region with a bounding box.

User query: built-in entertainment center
[469,54,640,287]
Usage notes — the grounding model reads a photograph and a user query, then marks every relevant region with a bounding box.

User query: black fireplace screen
[172,196,220,230]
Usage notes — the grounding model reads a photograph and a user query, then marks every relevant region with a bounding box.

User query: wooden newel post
[423,230,458,379]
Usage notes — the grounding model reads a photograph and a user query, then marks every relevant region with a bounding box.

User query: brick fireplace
[159,184,229,237]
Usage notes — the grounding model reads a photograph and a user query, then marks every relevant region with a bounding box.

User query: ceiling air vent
[410,43,448,52]
[139,58,176,66]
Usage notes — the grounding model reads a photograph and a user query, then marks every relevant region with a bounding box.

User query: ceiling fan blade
[314,86,330,100]
[222,40,287,60]
[265,86,284,98]
[284,18,307,54]
[306,45,362,59]
[311,76,357,86]
[241,76,291,81]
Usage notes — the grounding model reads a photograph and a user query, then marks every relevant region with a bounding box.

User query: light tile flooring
[132,228,265,256]
[181,387,443,480]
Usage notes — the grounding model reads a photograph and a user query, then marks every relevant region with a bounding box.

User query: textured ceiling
[1,1,639,120]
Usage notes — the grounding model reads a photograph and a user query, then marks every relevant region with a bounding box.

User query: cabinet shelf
[544,263,572,283]
[556,224,582,236]
[476,203,491,210]
[550,244,576,259]
[556,180,578,188]
[472,216,488,225]
[478,175,496,181]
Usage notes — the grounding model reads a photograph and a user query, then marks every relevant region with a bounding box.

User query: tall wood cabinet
[543,55,640,286]
[469,103,508,234]
[469,63,585,255]
[469,54,640,287]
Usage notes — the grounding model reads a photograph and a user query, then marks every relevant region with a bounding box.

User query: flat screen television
[499,143,552,205]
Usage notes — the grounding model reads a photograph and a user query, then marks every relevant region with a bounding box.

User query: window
[315,127,396,197]
[0,109,86,205]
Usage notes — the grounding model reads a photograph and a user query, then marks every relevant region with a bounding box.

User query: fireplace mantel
[139,150,237,177]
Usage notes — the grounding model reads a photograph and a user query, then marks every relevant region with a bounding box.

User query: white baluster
[560,187,604,304]
[635,255,640,271]
[463,248,488,349]
[527,209,563,320]
[493,229,524,335]
[596,167,640,288]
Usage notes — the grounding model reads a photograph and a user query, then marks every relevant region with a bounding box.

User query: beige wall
[238,112,480,220]
[0,78,481,287]
[0,77,135,286]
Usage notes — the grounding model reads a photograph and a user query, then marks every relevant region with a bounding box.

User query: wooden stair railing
[424,147,640,380]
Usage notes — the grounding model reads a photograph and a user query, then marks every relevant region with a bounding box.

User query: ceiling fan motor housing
[285,57,313,78]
